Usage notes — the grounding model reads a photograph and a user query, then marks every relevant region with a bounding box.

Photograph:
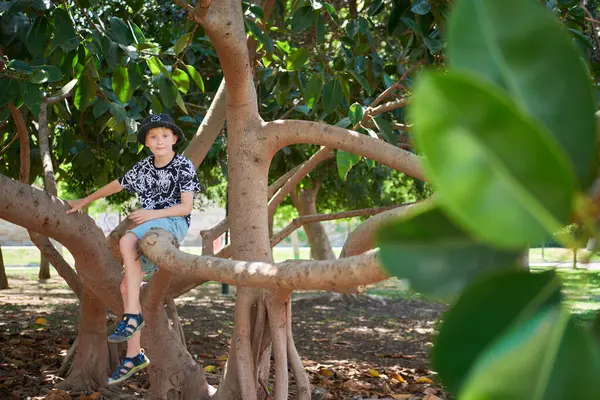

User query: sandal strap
[114,313,144,335]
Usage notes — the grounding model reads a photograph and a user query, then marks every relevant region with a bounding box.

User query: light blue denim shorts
[128,216,189,276]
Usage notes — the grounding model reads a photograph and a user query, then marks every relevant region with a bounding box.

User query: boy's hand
[66,199,89,214]
[128,209,158,225]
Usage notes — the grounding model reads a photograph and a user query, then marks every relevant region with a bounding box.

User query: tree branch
[367,98,409,117]
[270,205,403,248]
[183,79,227,169]
[9,103,29,183]
[340,201,424,258]
[0,174,123,313]
[29,233,83,297]
[268,147,334,215]
[263,120,425,181]
[268,164,302,199]
[139,229,388,291]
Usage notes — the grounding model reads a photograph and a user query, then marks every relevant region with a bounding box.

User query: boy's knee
[119,233,138,254]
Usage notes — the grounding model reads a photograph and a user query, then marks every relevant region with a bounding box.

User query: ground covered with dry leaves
[0,271,447,399]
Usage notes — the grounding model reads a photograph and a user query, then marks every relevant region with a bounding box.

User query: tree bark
[340,202,422,257]
[39,254,51,281]
[0,245,8,290]
[56,289,110,392]
[290,185,335,260]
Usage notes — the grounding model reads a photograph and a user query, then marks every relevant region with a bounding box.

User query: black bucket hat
[137,114,186,146]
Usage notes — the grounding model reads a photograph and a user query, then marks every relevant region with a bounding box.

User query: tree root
[56,337,78,377]
[267,298,288,400]
[166,296,186,346]
[286,301,310,400]
[234,290,259,399]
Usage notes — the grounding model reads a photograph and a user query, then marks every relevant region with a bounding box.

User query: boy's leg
[120,232,143,316]
[119,270,145,357]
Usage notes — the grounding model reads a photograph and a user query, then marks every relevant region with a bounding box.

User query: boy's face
[145,127,178,156]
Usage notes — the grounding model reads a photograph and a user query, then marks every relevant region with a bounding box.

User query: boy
[66,114,201,384]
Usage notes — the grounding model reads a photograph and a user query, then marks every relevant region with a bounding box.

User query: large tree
[2,0,600,399]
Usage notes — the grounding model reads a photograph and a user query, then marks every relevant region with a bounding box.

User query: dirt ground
[0,272,447,399]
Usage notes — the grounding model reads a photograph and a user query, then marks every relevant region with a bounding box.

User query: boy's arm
[128,192,194,225]
[66,179,123,214]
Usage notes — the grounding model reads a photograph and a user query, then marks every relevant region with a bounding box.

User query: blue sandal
[108,350,150,385]
[108,313,145,343]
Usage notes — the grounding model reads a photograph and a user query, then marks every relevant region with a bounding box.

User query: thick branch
[271,205,402,248]
[267,147,334,215]
[0,174,122,312]
[340,202,423,258]
[9,103,29,183]
[192,0,258,110]
[268,164,302,199]
[29,233,83,297]
[140,229,388,291]
[263,120,424,181]
[38,102,57,196]
[183,79,227,169]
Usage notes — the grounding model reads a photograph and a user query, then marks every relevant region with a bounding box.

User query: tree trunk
[290,186,335,260]
[56,289,110,392]
[39,254,51,281]
[0,245,8,290]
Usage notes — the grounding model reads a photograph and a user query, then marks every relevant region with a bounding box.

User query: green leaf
[246,19,274,53]
[93,99,110,118]
[323,2,340,25]
[286,48,309,71]
[305,74,323,109]
[368,0,385,16]
[459,309,600,400]
[50,9,77,50]
[350,71,372,95]
[74,70,96,111]
[147,57,170,79]
[109,102,127,123]
[346,20,358,38]
[172,68,190,94]
[42,66,63,83]
[128,21,146,44]
[8,60,33,74]
[373,117,396,144]
[448,0,597,190]
[19,82,43,117]
[30,68,49,84]
[157,74,177,108]
[348,103,364,125]
[125,117,139,135]
[411,71,576,249]
[316,13,325,44]
[411,0,431,15]
[338,75,351,104]
[109,17,135,46]
[424,37,443,53]
[112,66,132,103]
[175,92,188,115]
[322,78,343,115]
[291,6,316,33]
[377,202,521,300]
[26,17,51,56]
[185,65,205,92]
[433,269,563,394]
[106,40,119,69]
[336,150,361,180]
[175,33,192,55]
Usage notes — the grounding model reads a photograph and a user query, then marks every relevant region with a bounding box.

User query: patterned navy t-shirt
[118,153,201,226]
